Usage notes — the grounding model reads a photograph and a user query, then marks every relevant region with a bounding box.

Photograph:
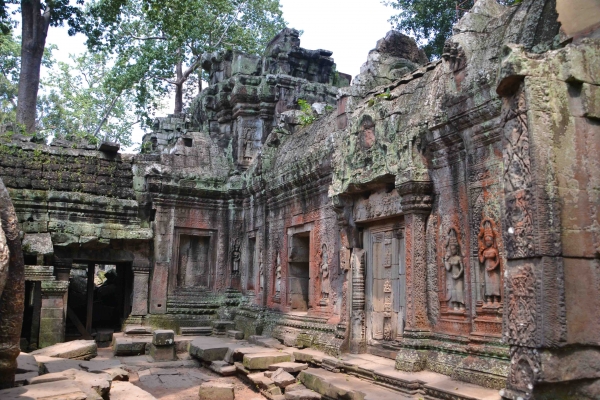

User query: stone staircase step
[180,326,212,336]
[227,329,244,339]
[188,336,235,362]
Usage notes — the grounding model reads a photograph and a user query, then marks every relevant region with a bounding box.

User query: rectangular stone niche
[171,229,214,291]
[289,234,310,311]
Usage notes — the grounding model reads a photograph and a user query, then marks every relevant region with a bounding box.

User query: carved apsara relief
[443,227,465,311]
[478,218,502,307]
[319,243,331,304]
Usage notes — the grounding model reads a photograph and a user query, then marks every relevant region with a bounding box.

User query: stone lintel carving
[24,265,55,281]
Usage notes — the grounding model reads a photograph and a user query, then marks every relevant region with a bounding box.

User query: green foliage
[297,99,316,126]
[82,0,286,117]
[382,0,520,59]
[39,51,138,146]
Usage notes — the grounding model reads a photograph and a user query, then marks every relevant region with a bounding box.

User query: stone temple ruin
[1,0,600,398]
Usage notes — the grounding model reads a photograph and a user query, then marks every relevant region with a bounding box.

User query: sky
[42,0,397,148]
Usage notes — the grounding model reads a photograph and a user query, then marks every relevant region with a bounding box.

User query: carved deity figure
[478,219,501,305]
[231,238,241,273]
[443,228,465,310]
[275,252,281,294]
[258,248,264,293]
[319,244,331,300]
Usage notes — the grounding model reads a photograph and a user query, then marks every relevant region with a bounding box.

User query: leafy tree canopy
[82,0,286,118]
[383,0,520,59]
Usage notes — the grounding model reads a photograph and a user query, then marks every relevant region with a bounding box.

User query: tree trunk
[16,0,50,134]
[174,59,184,115]
[174,82,184,115]
[0,178,25,389]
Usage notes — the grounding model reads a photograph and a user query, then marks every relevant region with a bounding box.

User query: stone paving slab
[110,381,157,399]
[30,340,97,360]
[17,352,38,373]
[299,367,412,400]
[115,355,200,370]
[27,368,112,397]
[0,379,99,400]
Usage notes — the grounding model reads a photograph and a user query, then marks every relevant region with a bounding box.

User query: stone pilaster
[39,280,69,348]
[397,180,433,333]
[131,266,150,317]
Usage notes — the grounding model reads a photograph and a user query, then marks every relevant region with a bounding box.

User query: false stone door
[365,225,405,345]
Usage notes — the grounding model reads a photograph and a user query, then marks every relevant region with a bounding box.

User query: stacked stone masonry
[1,0,600,399]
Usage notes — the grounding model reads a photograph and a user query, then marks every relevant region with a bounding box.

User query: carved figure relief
[231,238,241,274]
[478,218,501,306]
[359,115,376,150]
[258,248,264,293]
[443,228,465,311]
[319,244,331,301]
[275,252,282,294]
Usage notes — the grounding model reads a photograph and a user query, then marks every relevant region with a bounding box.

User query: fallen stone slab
[113,336,150,356]
[110,381,157,399]
[285,388,322,400]
[27,368,112,398]
[243,351,293,370]
[248,371,276,390]
[198,381,235,400]
[265,386,283,396]
[30,340,97,360]
[235,361,251,375]
[271,368,296,389]
[34,355,81,373]
[209,360,237,376]
[152,329,175,346]
[188,336,233,362]
[285,382,307,392]
[225,345,273,363]
[101,367,129,381]
[79,358,122,372]
[0,379,101,400]
[14,372,39,386]
[17,352,39,373]
[269,362,308,373]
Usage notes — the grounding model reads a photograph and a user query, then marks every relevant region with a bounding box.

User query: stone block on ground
[249,335,285,349]
[113,336,150,356]
[285,383,307,392]
[243,351,293,370]
[271,368,296,389]
[266,386,283,396]
[14,372,39,386]
[30,339,97,360]
[149,343,176,362]
[292,349,326,364]
[79,358,122,372]
[209,360,237,376]
[27,368,111,397]
[235,361,250,375]
[227,329,244,339]
[152,329,175,346]
[248,372,275,390]
[101,367,129,381]
[269,362,308,373]
[198,381,235,400]
[188,336,233,362]
[110,381,157,399]
[0,380,101,400]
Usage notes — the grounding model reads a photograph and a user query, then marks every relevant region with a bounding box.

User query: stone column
[131,266,150,318]
[39,280,69,348]
[395,180,433,372]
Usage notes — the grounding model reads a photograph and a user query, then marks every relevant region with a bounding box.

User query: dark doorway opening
[289,233,310,311]
[66,263,133,342]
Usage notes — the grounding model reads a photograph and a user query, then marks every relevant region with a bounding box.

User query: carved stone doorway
[364,223,405,351]
[288,233,310,311]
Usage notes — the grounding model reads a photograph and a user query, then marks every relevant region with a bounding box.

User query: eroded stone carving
[275,252,282,295]
[478,218,501,306]
[319,244,331,303]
